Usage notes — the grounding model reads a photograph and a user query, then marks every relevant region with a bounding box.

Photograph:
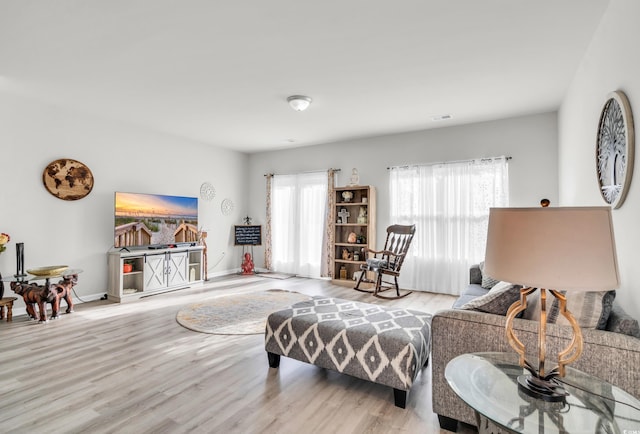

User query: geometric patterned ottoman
[264,296,432,408]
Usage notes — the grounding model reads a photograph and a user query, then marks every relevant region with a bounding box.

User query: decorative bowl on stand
[27,265,69,277]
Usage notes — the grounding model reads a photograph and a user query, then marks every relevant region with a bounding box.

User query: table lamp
[484,207,619,401]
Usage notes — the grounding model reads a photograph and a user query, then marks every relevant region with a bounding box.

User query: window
[271,172,328,277]
[389,157,509,295]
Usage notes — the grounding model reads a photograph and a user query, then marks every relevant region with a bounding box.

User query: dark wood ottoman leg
[267,352,280,368]
[438,414,458,432]
[393,388,407,408]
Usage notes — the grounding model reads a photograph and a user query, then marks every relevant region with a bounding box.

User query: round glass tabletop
[446,352,640,434]
[0,268,83,282]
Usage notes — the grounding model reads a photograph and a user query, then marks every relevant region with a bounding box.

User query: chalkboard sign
[234,225,262,246]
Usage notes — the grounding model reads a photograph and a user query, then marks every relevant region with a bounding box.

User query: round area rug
[176,289,311,335]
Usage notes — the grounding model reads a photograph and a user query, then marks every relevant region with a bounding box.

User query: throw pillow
[479,261,500,290]
[606,304,640,337]
[460,281,522,315]
[522,290,616,329]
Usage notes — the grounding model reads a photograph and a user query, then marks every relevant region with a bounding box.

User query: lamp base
[517,375,568,402]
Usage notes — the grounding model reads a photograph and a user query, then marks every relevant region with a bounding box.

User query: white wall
[0,93,248,312]
[559,0,640,318]
[248,112,559,285]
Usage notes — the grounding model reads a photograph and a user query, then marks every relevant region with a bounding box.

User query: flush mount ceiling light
[287,95,312,111]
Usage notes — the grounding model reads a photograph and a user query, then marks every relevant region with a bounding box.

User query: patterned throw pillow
[479,261,500,289]
[460,281,522,315]
[522,290,616,330]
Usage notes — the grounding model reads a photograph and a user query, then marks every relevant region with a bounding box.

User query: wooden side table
[0,297,17,322]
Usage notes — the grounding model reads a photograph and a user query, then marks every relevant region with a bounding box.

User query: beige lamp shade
[484,207,620,291]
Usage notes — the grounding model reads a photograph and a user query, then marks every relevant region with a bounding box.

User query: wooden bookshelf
[331,185,376,287]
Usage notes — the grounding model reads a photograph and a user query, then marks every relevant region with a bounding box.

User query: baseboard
[7,291,108,319]
[206,268,244,279]
[7,268,263,318]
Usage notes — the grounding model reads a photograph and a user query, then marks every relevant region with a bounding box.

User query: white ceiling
[0,1,610,153]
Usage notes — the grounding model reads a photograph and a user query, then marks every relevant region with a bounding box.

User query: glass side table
[446,352,640,434]
[1,268,83,286]
[1,268,82,322]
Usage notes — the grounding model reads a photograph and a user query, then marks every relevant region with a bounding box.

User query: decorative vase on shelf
[339,266,347,280]
[348,168,360,186]
[357,206,368,224]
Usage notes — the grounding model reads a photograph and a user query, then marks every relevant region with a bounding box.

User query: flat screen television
[114,191,198,249]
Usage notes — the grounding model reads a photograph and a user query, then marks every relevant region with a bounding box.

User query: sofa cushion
[462,283,489,298]
[459,281,522,315]
[452,283,488,309]
[453,294,480,309]
[365,258,388,269]
[478,261,500,289]
[523,290,616,330]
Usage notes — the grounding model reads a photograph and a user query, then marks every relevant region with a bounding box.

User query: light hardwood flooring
[0,275,477,434]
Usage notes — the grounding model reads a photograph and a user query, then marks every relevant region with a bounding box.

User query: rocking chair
[353,224,416,299]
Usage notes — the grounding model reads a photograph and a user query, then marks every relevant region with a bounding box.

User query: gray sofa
[431,264,640,432]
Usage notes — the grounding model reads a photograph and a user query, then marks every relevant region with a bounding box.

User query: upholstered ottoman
[264,296,432,408]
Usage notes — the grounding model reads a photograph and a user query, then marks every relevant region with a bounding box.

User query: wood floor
[0,275,477,434]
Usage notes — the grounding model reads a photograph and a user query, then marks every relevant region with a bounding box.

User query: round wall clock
[596,90,635,209]
[42,158,94,201]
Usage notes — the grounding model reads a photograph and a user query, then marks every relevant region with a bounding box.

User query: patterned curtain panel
[264,174,273,270]
[321,169,337,278]
[389,156,509,295]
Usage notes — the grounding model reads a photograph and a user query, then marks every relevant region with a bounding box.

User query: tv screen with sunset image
[114,192,199,248]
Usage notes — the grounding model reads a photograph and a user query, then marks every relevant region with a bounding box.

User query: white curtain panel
[271,172,328,278]
[389,157,509,295]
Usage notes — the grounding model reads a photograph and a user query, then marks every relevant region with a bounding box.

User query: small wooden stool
[0,297,18,322]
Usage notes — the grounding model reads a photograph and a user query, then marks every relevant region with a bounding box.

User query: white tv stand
[107,245,205,302]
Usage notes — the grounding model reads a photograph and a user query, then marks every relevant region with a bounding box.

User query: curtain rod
[264,168,341,177]
[387,156,511,170]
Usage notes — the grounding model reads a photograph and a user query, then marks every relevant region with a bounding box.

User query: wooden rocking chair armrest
[380,250,400,257]
[380,250,406,258]
[364,248,385,255]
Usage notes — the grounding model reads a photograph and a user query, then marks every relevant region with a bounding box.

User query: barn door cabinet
[107,246,204,302]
